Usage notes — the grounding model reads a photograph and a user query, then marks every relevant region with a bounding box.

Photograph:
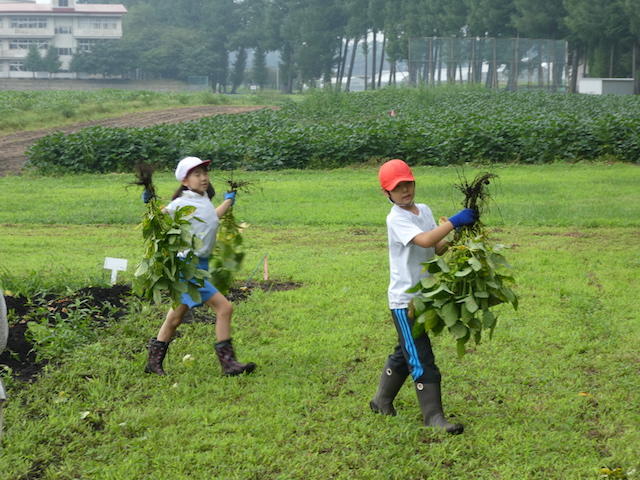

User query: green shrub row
[26,88,640,173]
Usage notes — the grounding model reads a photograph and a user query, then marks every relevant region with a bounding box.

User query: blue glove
[141,190,153,204]
[448,208,477,228]
[224,191,236,205]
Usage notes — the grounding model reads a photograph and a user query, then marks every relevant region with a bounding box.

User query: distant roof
[0,3,127,14]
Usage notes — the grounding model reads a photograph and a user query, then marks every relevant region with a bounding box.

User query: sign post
[103,257,128,284]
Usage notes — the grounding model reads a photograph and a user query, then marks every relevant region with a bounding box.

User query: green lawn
[1,164,639,479]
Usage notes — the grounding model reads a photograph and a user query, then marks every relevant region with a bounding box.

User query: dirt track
[0,105,267,177]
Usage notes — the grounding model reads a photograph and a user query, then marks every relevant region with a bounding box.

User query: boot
[214,339,256,376]
[145,338,169,375]
[415,382,464,434]
[369,361,408,416]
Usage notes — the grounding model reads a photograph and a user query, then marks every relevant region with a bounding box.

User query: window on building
[57,48,73,56]
[10,62,26,72]
[55,26,73,34]
[9,39,49,50]
[58,0,69,6]
[10,17,48,29]
[78,17,118,30]
[77,39,99,52]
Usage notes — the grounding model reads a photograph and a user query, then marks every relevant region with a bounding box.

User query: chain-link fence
[186,75,210,91]
[409,37,568,91]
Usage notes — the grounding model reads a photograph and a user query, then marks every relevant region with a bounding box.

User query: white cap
[175,156,211,181]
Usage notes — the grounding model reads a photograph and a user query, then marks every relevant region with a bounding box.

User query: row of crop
[26,89,640,173]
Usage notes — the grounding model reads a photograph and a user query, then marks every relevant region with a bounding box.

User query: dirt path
[0,105,267,177]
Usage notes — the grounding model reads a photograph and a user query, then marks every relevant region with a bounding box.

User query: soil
[0,105,268,177]
[1,280,300,382]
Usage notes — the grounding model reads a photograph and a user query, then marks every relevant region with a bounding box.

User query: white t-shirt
[165,190,219,258]
[386,203,437,309]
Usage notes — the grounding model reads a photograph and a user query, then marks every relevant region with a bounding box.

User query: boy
[370,159,476,434]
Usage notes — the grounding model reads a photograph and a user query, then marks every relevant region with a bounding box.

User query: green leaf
[438,301,459,327]
[482,309,496,329]
[420,276,438,289]
[436,257,450,273]
[454,267,473,277]
[450,322,469,339]
[468,317,482,331]
[468,257,482,271]
[412,319,424,338]
[418,309,440,330]
[464,295,479,313]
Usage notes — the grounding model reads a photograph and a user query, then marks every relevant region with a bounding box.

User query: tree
[624,0,640,93]
[230,48,247,93]
[252,46,268,89]
[564,0,631,78]
[24,45,44,77]
[43,47,61,77]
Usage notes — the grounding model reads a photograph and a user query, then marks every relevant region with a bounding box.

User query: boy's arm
[435,238,449,255]
[412,208,477,248]
[411,221,455,249]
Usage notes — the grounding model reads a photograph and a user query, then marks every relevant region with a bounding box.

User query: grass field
[0,89,292,135]
[1,164,639,479]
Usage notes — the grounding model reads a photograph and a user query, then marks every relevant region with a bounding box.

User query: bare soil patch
[1,280,300,382]
[0,105,268,177]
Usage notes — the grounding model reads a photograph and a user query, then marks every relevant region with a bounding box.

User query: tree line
[67,0,640,93]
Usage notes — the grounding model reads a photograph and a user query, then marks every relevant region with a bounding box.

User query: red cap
[378,159,415,191]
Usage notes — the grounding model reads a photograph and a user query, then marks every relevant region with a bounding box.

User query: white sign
[104,257,128,284]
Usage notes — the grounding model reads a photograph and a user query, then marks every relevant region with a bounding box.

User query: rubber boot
[214,338,256,376]
[369,361,408,416]
[144,338,169,375]
[415,382,464,434]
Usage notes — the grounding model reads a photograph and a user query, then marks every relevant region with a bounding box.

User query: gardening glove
[141,189,153,204]
[224,191,236,205]
[448,208,477,228]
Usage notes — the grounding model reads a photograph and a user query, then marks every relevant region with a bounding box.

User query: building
[0,0,126,78]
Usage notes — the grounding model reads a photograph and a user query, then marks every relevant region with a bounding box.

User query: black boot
[370,361,408,416]
[415,382,464,434]
[214,339,256,376]
[145,338,169,375]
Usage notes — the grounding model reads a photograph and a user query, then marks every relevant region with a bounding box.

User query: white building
[0,0,126,78]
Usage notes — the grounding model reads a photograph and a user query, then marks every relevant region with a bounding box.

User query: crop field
[0,162,639,479]
[25,88,640,174]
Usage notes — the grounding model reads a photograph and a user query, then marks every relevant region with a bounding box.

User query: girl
[370,159,476,434]
[144,156,256,377]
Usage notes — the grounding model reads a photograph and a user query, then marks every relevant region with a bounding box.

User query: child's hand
[448,208,477,228]
[224,191,236,205]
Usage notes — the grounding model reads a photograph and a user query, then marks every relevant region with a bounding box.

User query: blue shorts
[180,257,219,309]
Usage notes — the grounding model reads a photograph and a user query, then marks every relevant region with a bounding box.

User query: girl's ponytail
[172,185,188,200]
[172,184,215,200]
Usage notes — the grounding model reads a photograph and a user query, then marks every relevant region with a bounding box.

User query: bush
[26,88,640,174]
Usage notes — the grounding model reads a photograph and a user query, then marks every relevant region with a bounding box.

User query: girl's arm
[215,198,234,218]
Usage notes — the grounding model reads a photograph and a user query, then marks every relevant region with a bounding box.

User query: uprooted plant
[132,164,210,306]
[409,172,518,357]
[210,179,252,295]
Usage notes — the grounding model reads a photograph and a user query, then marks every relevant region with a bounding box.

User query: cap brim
[385,176,415,191]
[186,160,211,176]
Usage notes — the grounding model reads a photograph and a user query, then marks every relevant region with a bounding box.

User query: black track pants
[387,308,441,384]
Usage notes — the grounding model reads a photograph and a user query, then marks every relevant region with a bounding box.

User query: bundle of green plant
[409,173,518,357]
[210,179,251,295]
[132,164,210,306]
